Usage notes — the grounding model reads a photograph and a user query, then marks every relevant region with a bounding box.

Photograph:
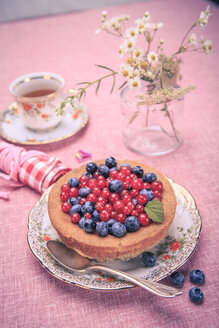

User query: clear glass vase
[120,83,183,156]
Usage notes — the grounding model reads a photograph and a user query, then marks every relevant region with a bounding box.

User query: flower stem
[164,103,180,142]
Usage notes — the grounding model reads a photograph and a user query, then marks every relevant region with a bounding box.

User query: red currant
[69,187,79,198]
[131,210,139,217]
[125,175,132,184]
[122,205,131,215]
[97,196,107,204]
[101,188,110,199]
[79,181,88,188]
[61,202,71,213]
[130,189,139,198]
[122,181,130,190]
[116,172,125,181]
[151,180,163,192]
[93,171,100,178]
[104,203,113,213]
[131,178,143,190]
[84,212,92,219]
[109,193,120,203]
[130,173,137,180]
[97,179,106,189]
[88,178,97,189]
[142,182,150,189]
[137,194,148,205]
[113,200,124,213]
[92,186,101,196]
[109,170,118,179]
[116,213,126,224]
[138,213,150,226]
[86,193,97,203]
[106,177,113,187]
[110,210,118,219]
[122,194,132,204]
[79,175,89,183]
[127,201,135,211]
[99,210,110,221]
[61,184,70,193]
[120,190,129,198]
[136,204,144,213]
[71,212,81,223]
[95,202,105,212]
[78,197,86,205]
[153,190,162,198]
[120,166,131,176]
[60,192,69,202]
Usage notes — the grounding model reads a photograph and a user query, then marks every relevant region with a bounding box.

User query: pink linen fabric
[0,0,219,327]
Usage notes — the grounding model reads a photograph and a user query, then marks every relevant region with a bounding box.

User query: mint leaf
[144,200,164,223]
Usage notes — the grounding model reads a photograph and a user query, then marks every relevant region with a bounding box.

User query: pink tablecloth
[0,0,219,327]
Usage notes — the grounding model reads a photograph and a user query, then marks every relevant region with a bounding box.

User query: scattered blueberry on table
[190,269,205,285]
[189,287,204,304]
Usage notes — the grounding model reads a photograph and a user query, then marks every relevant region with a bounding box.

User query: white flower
[202,40,212,54]
[124,27,138,40]
[143,11,150,21]
[121,37,136,54]
[198,6,211,28]
[128,76,142,89]
[102,11,107,17]
[149,22,164,30]
[120,63,133,78]
[188,33,198,46]
[132,48,144,60]
[135,18,149,33]
[147,51,158,64]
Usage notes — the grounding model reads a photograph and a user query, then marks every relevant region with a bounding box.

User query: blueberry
[86,162,98,174]
[142,252,156,267]
[96,221,108,237]
[111,222,127,237]
[109,167,119,173]
[106,219,116,234]
[132,198,138,206]
[189,287,204,304]
[105,157,117,168]
[69,204,82,215]
[79,186,92,197]
[67,197,78,206]
[143,172,157,183]
[170,271,185,287]
[92,209,100,222]
[109,179,123,194]
[132,166,144,178]
[190,269,205,285]
[84,219,96,233]
[140,188,154,201]
[120,163,132,170]
[125,216,140,232]
[81,201,95,214]
[98,164,110,178]
[78,217,85,229]
[68,177,79,188]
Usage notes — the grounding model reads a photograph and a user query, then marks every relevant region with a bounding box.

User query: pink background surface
[0,0,219,327]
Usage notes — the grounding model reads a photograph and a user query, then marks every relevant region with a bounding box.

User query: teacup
[9,72,67,131]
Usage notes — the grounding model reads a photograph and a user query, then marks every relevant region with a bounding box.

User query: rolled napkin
[0,141,71,199]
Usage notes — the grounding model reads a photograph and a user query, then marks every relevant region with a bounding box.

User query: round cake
[48,159,176,262]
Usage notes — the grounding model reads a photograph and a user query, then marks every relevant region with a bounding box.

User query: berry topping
[170,271,185,287]
[190,269,205,285]
[105,157,117,168]
[109,179,123,194]
[189,287,204,304]
[59,159,164,237]
[125,216,140,232]
[142,252,156,267]
[111,222,127,237]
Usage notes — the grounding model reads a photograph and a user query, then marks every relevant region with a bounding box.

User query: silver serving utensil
[47,240,182,298]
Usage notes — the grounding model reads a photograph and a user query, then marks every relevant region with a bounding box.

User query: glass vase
[120,83,183,156]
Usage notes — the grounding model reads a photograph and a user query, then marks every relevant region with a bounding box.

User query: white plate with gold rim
[0,102,88,145]
[27,179,202,291]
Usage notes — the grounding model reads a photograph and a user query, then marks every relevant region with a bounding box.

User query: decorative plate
[0,102,88,145]
[27,179,202,291]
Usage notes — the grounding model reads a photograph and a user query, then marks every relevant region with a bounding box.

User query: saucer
[0,102,89,145]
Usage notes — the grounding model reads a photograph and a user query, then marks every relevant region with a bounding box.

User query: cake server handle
[88,264,182,298]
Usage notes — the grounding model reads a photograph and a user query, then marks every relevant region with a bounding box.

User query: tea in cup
[9,72,67,131]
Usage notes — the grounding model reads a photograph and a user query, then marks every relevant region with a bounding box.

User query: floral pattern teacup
[9,72,67,131]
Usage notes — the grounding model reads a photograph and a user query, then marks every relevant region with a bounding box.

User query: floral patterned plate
[27,179,201,290]
[0,102,88,145]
